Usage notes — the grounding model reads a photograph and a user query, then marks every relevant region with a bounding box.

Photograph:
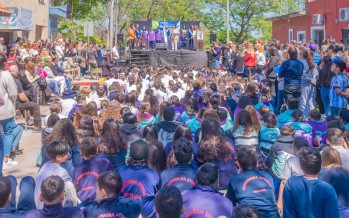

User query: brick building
[267,0,349,45]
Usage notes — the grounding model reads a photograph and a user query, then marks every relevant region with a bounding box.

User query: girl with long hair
[97,119,127,170]
[299,49,318,118]
[73,101,99,135]
[75,115,97,144]
[143,124,166,174]
[42,118,81,178]
[234,95,252,120]
[319,56,335,117]
[137,101,156,129]
[318,147,349,214]
[155,101,170,123]
[197,119,237,189]
[232,109,259,148]
[98,100,122,129]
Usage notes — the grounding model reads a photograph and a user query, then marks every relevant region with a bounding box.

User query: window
[297,31,306,42]
[288,29,294,43]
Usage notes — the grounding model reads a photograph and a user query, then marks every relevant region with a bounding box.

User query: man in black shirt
[9,65,41,132]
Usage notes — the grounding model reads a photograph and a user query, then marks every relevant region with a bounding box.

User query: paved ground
[3,105,50,199]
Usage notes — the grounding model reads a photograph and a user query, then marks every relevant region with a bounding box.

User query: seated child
[68,95,86,121]
[107,85,117,101]
[289,109,313,146]
[258,105,270,124]
[43,101,66,127]
[277,97,299,128]
[34,141,78,209]
[259,113,280,157]
[119,140,159,218]
[0,176,35,217]
[255,87,274,112]
[73,137,113,203]
[307,109,327,147]
[26,176,84,218]
[81,171,142,218]
[137,101,156,129]
[217,107,234,139]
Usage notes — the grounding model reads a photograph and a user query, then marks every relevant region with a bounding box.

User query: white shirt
[112,46,119,59]
[60,99,76,117]
[154,89,166,104]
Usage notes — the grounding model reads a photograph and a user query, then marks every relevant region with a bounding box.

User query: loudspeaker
[210,34,217,44]
[342,29,349,50]
[117,34,124,44]
[156,43,168,50]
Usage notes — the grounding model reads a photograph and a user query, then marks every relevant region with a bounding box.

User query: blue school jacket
[118,165,159,218]
[81,197,142,218]
[160,164,197,193]
[182,185,234,218]
[24,203,84,218]
[226,169,280,218]
[277,109,294,128]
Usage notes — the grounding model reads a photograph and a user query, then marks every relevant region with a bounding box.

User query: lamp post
[109,0,115,60]
[227,0,230,44]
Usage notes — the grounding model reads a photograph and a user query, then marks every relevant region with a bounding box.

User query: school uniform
[118,165,159,218]
[96,150,127,170]
[277,109,294,128]
[283,176,340,218]
[182,185,234,218]
[81,197,142,218]
[226,169,280,218]
[73,157,113,202]
[25,203,84,218]
[160,164,197,193]
[289,122,313,146]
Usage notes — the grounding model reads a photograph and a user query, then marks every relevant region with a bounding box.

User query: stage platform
[130,50,208,67]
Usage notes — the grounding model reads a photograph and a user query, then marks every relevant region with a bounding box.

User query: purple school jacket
[182,185,234,218]
[118,165,159,218]
[73,157,113,202]
[155,31,162,41]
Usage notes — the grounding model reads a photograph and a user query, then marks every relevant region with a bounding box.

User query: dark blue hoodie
[226,169,280,218]
[160,164,197,193]
[156,120,180,146]
[24,203,84,218]
[81,197,142,218]
[118,165,159,218]
[182,185,234,218]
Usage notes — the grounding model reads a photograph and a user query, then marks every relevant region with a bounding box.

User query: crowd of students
[0,36,349,218]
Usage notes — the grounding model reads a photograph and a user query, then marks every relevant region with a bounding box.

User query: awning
[266,11,306,21]
[0,4,12,16]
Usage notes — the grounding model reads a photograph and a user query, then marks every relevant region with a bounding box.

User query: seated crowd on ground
[1,37,349,218]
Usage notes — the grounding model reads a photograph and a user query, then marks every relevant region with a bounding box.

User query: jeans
[7,175,36,214]
[321,87,331,117]
[299,85,316,118]
[189,38,194,50]
[0,117,15,159]
[3,125,23,156]
[49,79,59,94]
[276,90,284,115]
[149,41,155,49]
[80,66,87,77]
[330,106,343,116]
[65,78,72,91]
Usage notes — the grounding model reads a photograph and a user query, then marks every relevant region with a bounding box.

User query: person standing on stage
[148,27,155,49]
[141,26,148,50]
[128,24,136,50]
[194,25,199,51]
[164,24,171,49]
[171,25,179,51]
[155,27,162,44]
[180,25,188,49]
[188,25,195,50]
[135,24,142,50]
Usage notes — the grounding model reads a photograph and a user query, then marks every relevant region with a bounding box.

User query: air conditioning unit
[339,8,349,22]
[313,14,324,25]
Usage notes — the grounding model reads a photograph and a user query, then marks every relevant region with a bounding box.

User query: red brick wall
[271,0,349,42]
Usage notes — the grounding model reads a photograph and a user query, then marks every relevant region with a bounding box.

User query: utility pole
[109,0,115,60]
[227,0,230,44]
[114,0,120,46]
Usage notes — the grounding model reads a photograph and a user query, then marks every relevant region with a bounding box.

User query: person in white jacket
[0,53,18,172]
